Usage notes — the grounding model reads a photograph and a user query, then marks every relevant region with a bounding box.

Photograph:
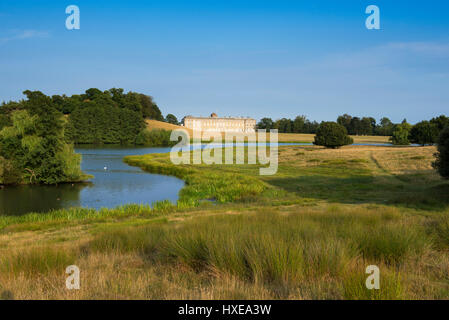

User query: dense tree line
[390,116,449,146]
[64,90,145,145]
[59,88,165,145]
[257,116,320,133]
[0,88,171,146]
[259,113,448,145]
[258,114,395,135]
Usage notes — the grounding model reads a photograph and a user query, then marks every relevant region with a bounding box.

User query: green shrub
[135,129,176,147]
[314,122,353,149]
[433,126,449,179]
[0,156,22,185]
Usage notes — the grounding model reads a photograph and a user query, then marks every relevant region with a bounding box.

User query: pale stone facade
[182,113,256,133]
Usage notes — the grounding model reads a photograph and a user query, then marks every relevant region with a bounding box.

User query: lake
[0,145,184,216]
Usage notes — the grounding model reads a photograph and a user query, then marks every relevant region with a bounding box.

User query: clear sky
[1,0,448,123]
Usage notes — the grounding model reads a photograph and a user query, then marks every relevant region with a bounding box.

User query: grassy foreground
[0,145,448,299]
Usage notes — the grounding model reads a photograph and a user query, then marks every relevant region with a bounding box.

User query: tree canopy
[0,91,88,185]
[409,121,439,146]
[53,88,163,145]
[165,114,179,125]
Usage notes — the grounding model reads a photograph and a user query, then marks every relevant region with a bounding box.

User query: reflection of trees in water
[0,183,90,216]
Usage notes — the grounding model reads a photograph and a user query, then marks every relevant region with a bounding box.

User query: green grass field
[0,145,448,299]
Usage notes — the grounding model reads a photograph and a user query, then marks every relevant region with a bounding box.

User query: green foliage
[430,115,449,132]
[0,92,87,185]
[275,118,293,133]
[376,117,394,136]
[165,113,179,125]
[135,129,177,147]
[0,156,22,185]
[314,122,353,148]
[139,94,163,120]
[433,126,449,179]
[45,88,165,145]
[257,117,274,131]
[409,121,439,145]
[390,122,412,145]
[293,115,306,133]
[67,103,144,144]
[337,114,377,136]
[259,116,319,133]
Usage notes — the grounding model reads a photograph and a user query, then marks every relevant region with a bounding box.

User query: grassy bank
[0,145,448,299]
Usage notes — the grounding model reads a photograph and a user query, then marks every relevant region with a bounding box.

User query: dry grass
[277,133,390,144]
[146,119,193,135]
[1,205,448,299]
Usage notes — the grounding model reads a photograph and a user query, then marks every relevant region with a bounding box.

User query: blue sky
[1,0,448,123]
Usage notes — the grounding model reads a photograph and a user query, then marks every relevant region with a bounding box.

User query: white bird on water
[104,166,108,171]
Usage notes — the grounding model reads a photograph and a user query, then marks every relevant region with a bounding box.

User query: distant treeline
[258,114,393,135]
[257,116,320,134]
[257,114,449,142]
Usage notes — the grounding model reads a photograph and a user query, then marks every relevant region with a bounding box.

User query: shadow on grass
[265,173,449,211]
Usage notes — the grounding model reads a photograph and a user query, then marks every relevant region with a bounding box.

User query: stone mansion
[182,113,256,133]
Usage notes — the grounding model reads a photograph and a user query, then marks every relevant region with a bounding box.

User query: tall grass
[0,204,165,230]
[88,207,438,299]
[1,247,78,275]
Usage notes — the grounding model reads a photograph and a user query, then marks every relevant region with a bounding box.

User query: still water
[0,145,184,216]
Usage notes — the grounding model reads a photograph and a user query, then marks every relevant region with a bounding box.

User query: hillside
[146,119,193,135]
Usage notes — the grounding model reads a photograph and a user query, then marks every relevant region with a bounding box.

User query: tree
[165,114,179,125]
[390,122,412,145]
[293,116,306,133]
[139,94,163,120]
[337,114,352,133]
[361,117,376,135]
[303,119,319,134]
[349,117,363,135]
[275,118,293,133]
[0,91,86,185]
[433,126,449,179]
[314,122,353,149]
[257,118,274,131]
[430,115,449,132]
[376,117,394,136]
[409,121,439,146]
